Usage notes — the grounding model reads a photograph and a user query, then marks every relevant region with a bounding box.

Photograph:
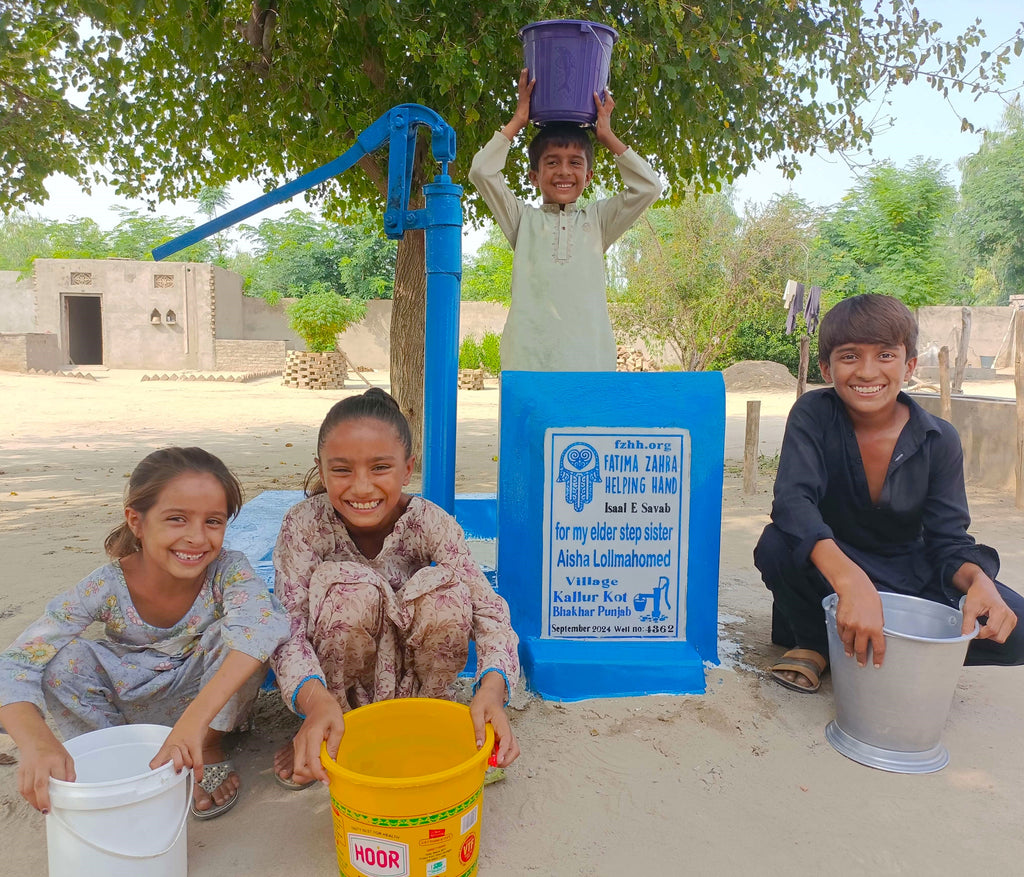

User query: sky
[25,1,1024,250]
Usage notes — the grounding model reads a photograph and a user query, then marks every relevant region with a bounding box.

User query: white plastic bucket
[47,724,191,877]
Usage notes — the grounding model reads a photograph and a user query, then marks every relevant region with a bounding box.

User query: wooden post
[1015,311,1024,510]
[938,346,952,422]
[743,400,761,495]
[796,334,810,398]
[952,306,971,394]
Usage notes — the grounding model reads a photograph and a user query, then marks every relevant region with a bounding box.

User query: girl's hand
[470,673,520,768]
[0,702,75,813]
[150,710,209,782]
[17,736,75,814]
[291,684,346,785]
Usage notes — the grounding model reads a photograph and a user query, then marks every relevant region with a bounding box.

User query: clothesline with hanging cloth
[784,279,822,335]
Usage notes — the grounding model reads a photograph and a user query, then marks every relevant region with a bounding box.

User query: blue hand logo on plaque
[557,442,601,512]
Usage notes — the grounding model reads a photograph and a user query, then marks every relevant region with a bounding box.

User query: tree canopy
[956,100,1024,299]
[816,158,959,307]
[239,209,396,303]
[2,3,1021,211]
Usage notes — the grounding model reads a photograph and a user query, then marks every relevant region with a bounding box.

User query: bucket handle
[48,771,192,859]
[580,22,615,72]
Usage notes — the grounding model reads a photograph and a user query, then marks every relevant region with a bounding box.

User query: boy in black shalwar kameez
[755,294,1024,691]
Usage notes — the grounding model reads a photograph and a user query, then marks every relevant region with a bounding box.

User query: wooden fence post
[743,400,761,495]
[953,306,971,394]
[796,334,810,398]
[938,346,952,422]
[1015,311,1024,510]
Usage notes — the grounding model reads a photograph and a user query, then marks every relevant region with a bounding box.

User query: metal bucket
[823,592,978,773]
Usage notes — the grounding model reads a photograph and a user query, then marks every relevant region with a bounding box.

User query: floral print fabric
[0,550,290,737]
[271,493,520,711]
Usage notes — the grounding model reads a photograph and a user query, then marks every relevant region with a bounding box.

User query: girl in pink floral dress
[271,388,521,788]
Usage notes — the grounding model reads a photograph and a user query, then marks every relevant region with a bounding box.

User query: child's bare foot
[273,740,316,790]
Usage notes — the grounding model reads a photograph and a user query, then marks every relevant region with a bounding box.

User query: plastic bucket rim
[320,699,495,790]
[49,723,180,804]
[822,592,980,645]
[519,19,619,42]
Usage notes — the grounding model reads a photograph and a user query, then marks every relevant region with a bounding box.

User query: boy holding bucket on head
[754,294,1024,692]
[468,66,662,372]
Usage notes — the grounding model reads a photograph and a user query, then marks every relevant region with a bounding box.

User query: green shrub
[460,331,502,374]
[480,331,501,375]
[715,318,823,383]
[459,335,483,370]
[286,282,367,352]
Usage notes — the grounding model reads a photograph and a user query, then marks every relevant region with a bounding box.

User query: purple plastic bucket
[519,19,619,126]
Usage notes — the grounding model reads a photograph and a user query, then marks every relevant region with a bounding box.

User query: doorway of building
[64,295,103,365]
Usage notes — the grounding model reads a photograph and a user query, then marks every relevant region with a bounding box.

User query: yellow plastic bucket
[321,698,495,877]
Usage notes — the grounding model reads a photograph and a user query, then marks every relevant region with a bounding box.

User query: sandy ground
[2,368,1023,875]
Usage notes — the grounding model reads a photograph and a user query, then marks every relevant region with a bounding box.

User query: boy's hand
[835,579,887,668]
[500,68,535,142]
[812,539,886,667]
[961,575,1017,642]
[470,672,520,768]
[593,90,627,156]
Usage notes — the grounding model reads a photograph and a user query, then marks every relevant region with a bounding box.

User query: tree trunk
[391,230,426,464]
[356,139,430,467]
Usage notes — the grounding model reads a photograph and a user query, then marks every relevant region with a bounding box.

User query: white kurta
[469,132,662,371]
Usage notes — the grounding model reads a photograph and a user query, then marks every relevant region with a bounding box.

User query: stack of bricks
[458,368,486,390]
[616,345,655,372]
[282,351,348,389]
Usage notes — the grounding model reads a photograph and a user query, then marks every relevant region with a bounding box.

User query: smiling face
[317,417,415,540]
[820,342,917,421]
[126,471,228,588]
[529,142,594,205]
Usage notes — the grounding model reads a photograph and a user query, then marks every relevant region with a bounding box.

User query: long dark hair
[104,447,243,558]
[304,388,413,496]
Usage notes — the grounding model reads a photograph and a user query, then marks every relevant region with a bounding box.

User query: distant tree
[614,192,818,370]
[817,159,958,307]
[0,214,107,271]
[286,282,367,352]
[105,208,216,263]
[195,185,232,264]
[956,100,1024,302]
[461,226,513,305]
[239,209,395,303]
[0,211,212,270]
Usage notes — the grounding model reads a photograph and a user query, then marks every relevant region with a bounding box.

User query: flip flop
[483,766,506,786]
[190,759,240,820]
[769,648,828,693]
[274,772,317,791]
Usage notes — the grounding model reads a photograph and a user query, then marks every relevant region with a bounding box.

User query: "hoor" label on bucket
[347,834,410,877]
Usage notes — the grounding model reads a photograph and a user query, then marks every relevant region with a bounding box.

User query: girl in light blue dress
[0,447,289,819]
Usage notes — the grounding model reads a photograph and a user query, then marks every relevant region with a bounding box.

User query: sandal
[190,759,240,820]
[769,648,828,693]
[274,772,317,791]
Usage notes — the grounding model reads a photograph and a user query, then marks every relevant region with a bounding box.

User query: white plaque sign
[542,428,690,640]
